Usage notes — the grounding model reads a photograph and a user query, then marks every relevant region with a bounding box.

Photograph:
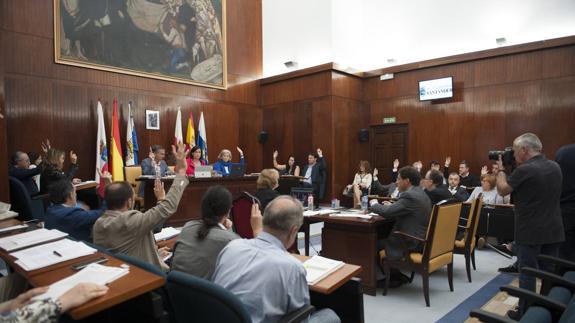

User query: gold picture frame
[54,0,227,89]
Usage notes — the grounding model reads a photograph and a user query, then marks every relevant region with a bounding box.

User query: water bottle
[308,194,314,211]
[361,195,368,211]
[331,197,336,209]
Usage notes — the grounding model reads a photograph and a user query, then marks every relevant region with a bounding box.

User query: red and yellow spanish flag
[110,98,124,181]
[185,111,196,148]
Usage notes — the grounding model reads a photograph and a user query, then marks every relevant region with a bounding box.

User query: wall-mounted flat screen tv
[419,77,453,101]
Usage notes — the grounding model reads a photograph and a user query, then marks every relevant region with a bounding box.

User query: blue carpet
[436,273,517,323]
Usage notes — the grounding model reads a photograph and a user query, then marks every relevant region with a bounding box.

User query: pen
[53,250,62,257]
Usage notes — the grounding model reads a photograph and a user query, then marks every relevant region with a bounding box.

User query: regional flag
[125,102,139,166]
[185,111,195,148]
[198,111,208,163]
[110,98,124,181]
[95,100,108,197]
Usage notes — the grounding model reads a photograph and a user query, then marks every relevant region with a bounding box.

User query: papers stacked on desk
[0,202,18,220]
[73,180,98,187]
[330,212,375,219]
[154,227,181,241]
[33,263,129,301]
[0,229,68,252]
[303,209,339,217]
[0,224,28,234]
[11,239,97,271]
[303,256,344,285]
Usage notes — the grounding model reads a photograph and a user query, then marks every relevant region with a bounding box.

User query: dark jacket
[300,157,327,199]
[370,186,432,259]
[9,166,42,196]
[255,188,280,211]
[40,163,79,194]
[448,186,470,202]
[45,204,104,242]
[425,185,454,205]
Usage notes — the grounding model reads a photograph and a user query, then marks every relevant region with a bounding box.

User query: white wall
[262,0,575,76]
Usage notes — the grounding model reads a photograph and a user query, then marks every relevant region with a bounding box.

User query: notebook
[0,229,68,252]
[302,255,345,285]
[11,239,97,271]
[154,227,181,241]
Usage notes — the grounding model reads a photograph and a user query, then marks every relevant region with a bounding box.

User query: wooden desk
[293,254,364,323]
[28,252,165,320]
[74,181,98,191]
[307,214,394,296]
[141,176,259,226]
[0,218,22,229]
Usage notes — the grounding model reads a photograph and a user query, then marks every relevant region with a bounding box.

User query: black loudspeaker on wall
[258,131,268,144]
[359,129,369,142]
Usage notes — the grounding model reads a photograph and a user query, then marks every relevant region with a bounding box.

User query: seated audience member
[273,150,300,176]
[447,172,470,201]
[467,174,510,205]
[371,168,399,198]
[443,157,480,188]
[9,151,43,196]
[422,170,453,204]
[171,186,262,280]
[140,145,173,196]
[0,283,108,323]
[255,169,280,211]
[45,175,110,241]
[481,163,500,176]
[369,167,432,261]
[40,148,80,195]
[186,146,207,177]
[345,160,373,208]
[429,160,447,184]
[300,148,327,201]
[213,196,340,323]
[213,147,245,177]
[93,143,189,271]
[28,151,42,191]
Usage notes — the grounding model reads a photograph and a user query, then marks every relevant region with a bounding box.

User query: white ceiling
[262,0,575,77]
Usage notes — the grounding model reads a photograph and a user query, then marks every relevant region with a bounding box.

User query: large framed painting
[54,0,227,89]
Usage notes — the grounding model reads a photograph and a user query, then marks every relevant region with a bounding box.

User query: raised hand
[445,156,451,167]
[41,139,51,154]
[69,150,78,164]
[373,168,379,177]
[172,142,189,175]
[393,159,399,170]
[148,147,155,163]
[153,179,166,200]
[481,165,488,175]
[316,148,323,158]
[273,150,278,159]
[250,203,263,236]
[236,146,244,157]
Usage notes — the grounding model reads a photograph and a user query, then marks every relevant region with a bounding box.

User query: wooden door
[370,124,408,184]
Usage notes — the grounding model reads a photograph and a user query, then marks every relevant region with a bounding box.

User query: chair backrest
[464,194,484,245]
[124,166,143,193]
[167,270,251,323]
[424,202,462,260]
[8,176,43,221]
[291,187,313,206]
[231,192,254,239]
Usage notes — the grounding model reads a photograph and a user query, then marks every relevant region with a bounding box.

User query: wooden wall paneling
[473,51,542,87]
[541,46,575,79]
[237,105,263,173]
[0,27,7,202]
[261,71,332,106]
[537,76,575,156]
[331,72,363,101]
[227,0,263,78]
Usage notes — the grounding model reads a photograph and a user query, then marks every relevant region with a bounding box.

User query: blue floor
[436,273,517,323]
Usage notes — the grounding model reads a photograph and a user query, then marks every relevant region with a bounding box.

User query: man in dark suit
[8,151,42,196]
[300,148,327,202]
[447,172,470,201]
[443,157,480,188]
[423,170,453,204]
[369,166,432,260]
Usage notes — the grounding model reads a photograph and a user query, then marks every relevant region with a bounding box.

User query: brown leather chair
[454,194,483,282]
[124,166,145,210]
[380,201,462,307]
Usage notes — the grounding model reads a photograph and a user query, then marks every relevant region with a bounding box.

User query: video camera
[488,147,515,168]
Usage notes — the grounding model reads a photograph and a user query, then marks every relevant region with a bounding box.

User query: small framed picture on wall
[146,110,160,130]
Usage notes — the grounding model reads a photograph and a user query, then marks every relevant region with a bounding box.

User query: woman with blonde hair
[254,168,280,211]
[212,147,245,177]
[467,174,510,205]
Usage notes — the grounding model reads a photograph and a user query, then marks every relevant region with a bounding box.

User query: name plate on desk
[195,166,213,178]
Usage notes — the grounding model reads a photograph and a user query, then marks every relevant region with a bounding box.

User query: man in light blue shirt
[212,196,339,323]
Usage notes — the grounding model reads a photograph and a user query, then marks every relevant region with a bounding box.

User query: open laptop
[229,163,247,177]
[195,165,213,178]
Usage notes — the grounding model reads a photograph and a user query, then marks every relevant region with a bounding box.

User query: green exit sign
[383,117,396,124]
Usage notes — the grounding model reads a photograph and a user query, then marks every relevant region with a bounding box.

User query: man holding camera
[495,133,564,319]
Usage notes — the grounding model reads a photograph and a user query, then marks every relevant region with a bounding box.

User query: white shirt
[467,187,510,205]
[303,165,313,184]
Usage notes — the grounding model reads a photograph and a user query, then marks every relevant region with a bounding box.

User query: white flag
[198,112,208,163]
[174,107,183,145]
[125,102,135,166]
[95,101,109,196]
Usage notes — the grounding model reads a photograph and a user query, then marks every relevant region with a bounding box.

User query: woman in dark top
[40,149,80,194]
[254,169,280,211]
[171,186,240,279]
[273,150,300,176]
